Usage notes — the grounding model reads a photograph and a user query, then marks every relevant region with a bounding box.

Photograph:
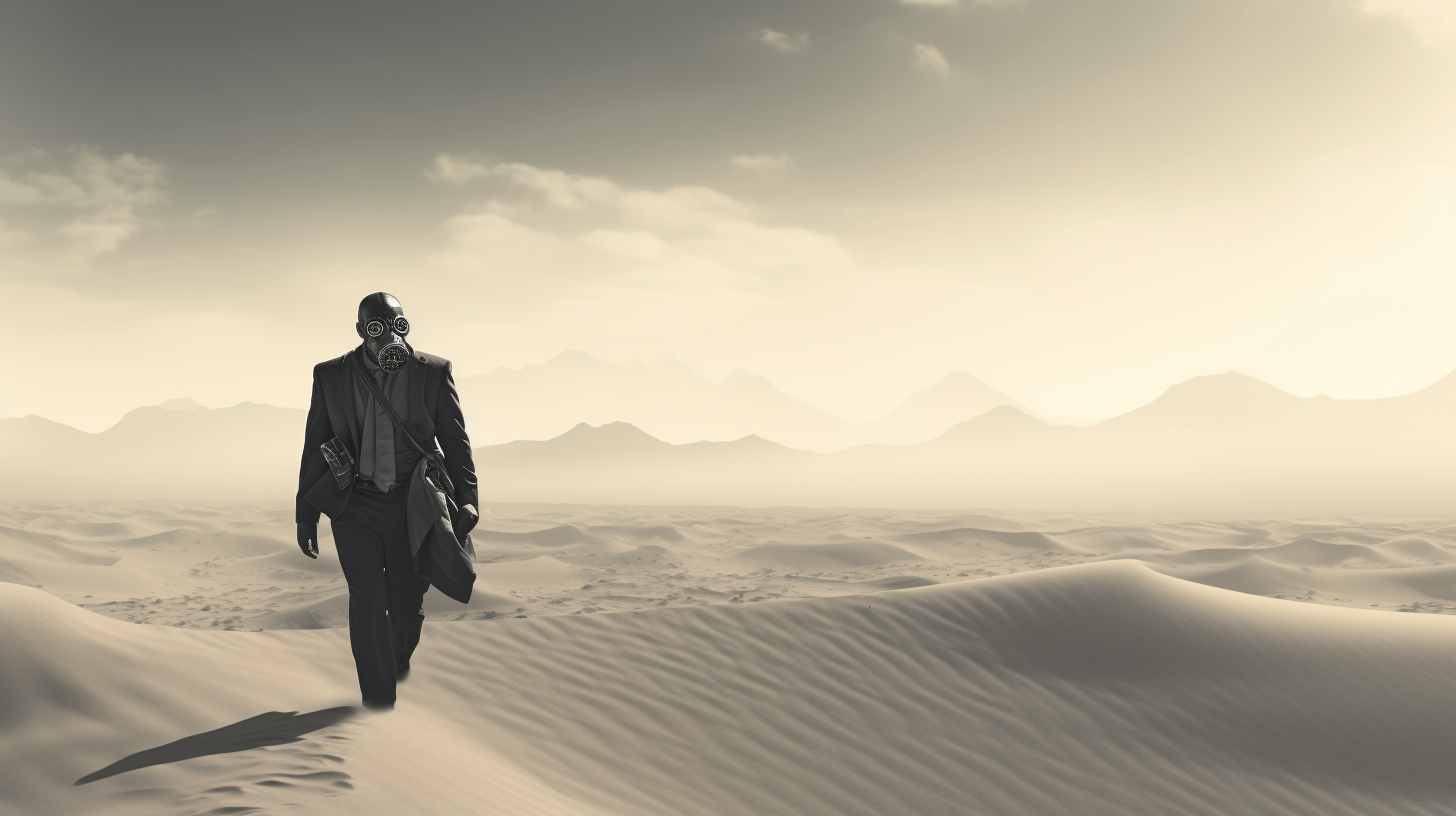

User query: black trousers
[332,480,428,704]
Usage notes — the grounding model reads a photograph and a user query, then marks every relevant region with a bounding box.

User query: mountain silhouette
[456,350,1054,451]
[0,401,303,501]
[5,368,1453,515]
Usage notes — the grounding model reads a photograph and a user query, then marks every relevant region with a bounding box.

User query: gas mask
[356,292,411,373]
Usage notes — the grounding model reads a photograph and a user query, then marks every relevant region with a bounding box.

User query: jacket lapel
[344,355,361,445]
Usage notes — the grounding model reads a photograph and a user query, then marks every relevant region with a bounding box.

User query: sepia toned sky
[2,0,1453,432]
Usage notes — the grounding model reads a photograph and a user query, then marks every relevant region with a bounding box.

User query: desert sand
[4,498,1456,815]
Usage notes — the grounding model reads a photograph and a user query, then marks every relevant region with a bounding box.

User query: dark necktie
[367,369,397,491]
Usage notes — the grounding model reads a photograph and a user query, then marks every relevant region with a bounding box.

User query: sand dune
[1164,558,1456,608]
[564,542,682,568]
[231,585,522,632]
[0,554,172,598]
[889,527,1076,554]
[850,574,939,589]
[731,540,929,570]
[7,500,1455,626]
[54,521,154,540]
[243,590,352,630]
[582,524,693,543]
[232,546,343,576]
[7,560,1456,815]
[421,588,521,620]
[897,513,1027,531]
[473,555,583,591]
[0,525,121,564]
[473,525,608,547]
[7,499,1456,814]
[1376,535,1454,560]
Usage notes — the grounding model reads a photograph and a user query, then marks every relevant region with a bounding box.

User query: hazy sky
[2,0,1453,431]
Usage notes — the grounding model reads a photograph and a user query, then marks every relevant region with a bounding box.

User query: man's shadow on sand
[75,706,359,785]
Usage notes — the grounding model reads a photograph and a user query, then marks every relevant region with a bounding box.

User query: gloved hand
[297,522,319,559]
[457,504,479,538]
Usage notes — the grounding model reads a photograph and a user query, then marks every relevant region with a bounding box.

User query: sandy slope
[6,560,1456,816]
[6,500,1456,815]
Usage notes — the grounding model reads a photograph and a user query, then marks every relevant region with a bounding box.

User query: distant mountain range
[472,369,1456,516]
[3,368,1452,516]
[0,400,304,501]
[455,350,1059,451]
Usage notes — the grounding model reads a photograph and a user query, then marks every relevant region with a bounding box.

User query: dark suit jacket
[296,345,478,526]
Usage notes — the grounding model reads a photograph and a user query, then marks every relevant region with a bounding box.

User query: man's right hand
[297,523,319,559]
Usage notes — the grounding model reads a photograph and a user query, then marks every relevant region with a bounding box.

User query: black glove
[456,504,479,538]
[297,522,319,559]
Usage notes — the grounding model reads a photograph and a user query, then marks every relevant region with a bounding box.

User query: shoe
[362,696,395,711]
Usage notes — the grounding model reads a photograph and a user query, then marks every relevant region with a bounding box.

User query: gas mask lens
[368,316,410,337]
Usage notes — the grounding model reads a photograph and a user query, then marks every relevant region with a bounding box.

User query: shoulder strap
[348,350,455,495]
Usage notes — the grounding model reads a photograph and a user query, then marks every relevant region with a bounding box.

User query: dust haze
[3,1,1456,815]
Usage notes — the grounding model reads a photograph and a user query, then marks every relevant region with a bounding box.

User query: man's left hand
[457,504,479,538]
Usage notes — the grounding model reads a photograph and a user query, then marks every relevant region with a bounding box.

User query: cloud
[615,185,747,231]
[491,162,624,210]
[731,153,792,173]
[753,29,809,52]
[581,230,669,261]
[427,155,853,283]
[190,205,218,226]
[1360,0,1456,43]
[0,145,166,261]
[425,153,493,185]
[429,156,748,228]
[55,220,137,257]
[0,219,29,249]
[0,178,43,204]
[423,156,857,376]
[913,43,952,77]
[433,209,565,273]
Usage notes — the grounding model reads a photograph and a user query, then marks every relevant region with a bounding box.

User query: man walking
[295,292,479,710]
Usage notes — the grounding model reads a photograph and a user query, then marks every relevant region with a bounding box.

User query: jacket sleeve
[435,359,478,510]
[296,365,331,525]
